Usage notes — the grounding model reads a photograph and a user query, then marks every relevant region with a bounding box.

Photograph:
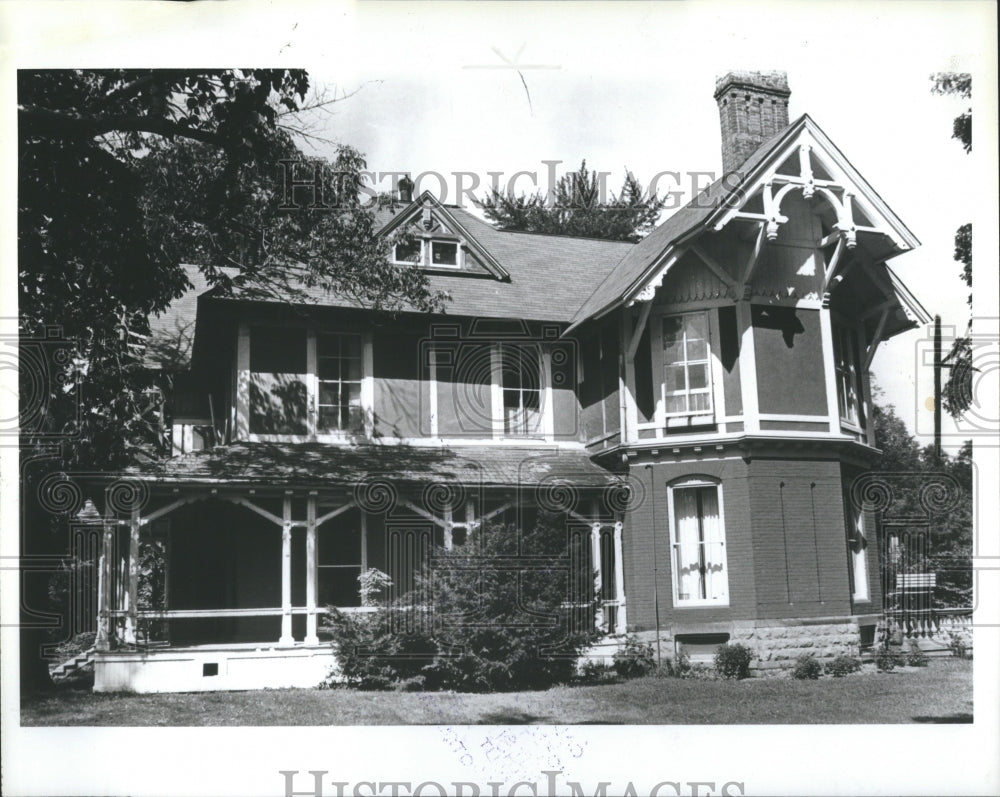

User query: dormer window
[391,237,463,269]
[430,240,459,267]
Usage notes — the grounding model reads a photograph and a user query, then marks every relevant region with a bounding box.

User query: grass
[22,659,972,726]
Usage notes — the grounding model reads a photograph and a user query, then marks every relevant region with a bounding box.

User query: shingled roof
[118,442,623,489]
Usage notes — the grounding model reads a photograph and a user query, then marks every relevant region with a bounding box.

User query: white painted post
[613,520,628,634]
[622,312,639,443]
[736,301,760,433]
[236,323,251,441]
[305,494,318,645]
[279,494,294,646]
[96,520,113,651]
[819,307,841,433]
[443,505,453,551]
[427,346,438,438]
[123,507,140,646]
[591,522,605,633]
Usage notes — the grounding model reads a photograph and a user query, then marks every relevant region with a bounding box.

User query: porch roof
[119,443,623,489]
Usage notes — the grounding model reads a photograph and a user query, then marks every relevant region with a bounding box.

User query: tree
[872,393,972,608]
[19,69,444,469]
[17,70,444,690]
[477,160,665,242]
[929,73,973,418]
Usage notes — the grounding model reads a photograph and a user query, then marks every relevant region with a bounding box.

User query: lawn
[22,659,972,726]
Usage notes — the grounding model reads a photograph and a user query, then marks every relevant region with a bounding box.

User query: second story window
[660,311,713,418]
[317,333,363,433]
[833,324,859,424]
[499,343,542,435]
[430,241,459,267]
[392,238,463,269]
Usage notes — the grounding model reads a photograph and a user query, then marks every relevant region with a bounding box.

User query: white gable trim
[377,191,509,280]
[709,118,920,252]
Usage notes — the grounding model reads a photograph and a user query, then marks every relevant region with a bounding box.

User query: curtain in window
[673,488,703,601]
[700,487,726,601]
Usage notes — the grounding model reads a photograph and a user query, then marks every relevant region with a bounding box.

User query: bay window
[833,324,859,424]
[667,478,729,605]
[654,311,714,424]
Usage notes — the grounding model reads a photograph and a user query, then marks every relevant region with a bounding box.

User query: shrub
[579,659,617,684]
[792,654,822,680]
[714,643,755,680]
[947,630,972,659]
[322,512,597,692]
[905,640,929,667]
[673,649,691,676]
[874,645,901,672]
[824,654,862,677]
[612,636,656,680]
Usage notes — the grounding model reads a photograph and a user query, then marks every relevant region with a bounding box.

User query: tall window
[499,343,542,435]
[317,333,363,433]
[833,324,859,423]
[661,312,713,417]
[843,492,869,602]
[317,512,362,608]
[668,479,729,605]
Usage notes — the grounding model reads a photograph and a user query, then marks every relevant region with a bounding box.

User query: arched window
[666,477,729,606]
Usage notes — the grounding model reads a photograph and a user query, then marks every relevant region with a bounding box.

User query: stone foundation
[587,617,864,676]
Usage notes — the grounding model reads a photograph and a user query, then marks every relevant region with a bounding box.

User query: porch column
[123,506,140,646]
[443,505,453,551]
[279,494,294,646]
[613,520,628,634]
[95,518,114,651]
[591,522,605,632]
[305,494,319,645]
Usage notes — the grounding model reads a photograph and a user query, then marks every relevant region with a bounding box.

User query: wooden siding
[753,306,828,416]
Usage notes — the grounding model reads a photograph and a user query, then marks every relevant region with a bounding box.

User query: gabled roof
[376,190,511,279]
[567,114,921,332]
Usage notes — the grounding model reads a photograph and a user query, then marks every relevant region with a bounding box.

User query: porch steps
[50,647,96,681]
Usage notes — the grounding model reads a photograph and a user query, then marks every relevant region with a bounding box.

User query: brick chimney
[398,174,415,203]
[714,71,790,174]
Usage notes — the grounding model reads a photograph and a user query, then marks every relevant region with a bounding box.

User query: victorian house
[85,72,930,692]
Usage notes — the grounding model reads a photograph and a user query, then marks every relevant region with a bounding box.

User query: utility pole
[934,315,942,462]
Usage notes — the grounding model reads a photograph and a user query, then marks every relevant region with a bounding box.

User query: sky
[282,1,995,452]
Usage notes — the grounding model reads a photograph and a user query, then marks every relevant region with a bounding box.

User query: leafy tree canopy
[477,160,665,242]
[19,69,443,467]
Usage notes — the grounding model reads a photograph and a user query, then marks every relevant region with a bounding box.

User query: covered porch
[90,443,629,692]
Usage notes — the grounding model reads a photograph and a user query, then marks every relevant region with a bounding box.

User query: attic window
[430,240,459,267]
[393,240,421,264]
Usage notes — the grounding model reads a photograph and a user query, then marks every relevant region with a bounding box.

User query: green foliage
[792,654,822,680]
[578,659,617,684]
[322,513,597,692]
[612,636,656,680]
[930,72,971,153]
[905,640,929,667]
[478,160,665,242]
[713,643,755,680]
[824,654,862,677]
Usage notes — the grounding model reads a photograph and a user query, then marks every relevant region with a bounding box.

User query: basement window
[202,662,219,677]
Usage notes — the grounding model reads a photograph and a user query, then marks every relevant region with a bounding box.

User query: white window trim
[666,477,730,608]
[391,238,464,269]
[651,309,717,428]
[488,341,553,442]
[846,500,870,603]
[243,325,374,442]
[832,321,860,425]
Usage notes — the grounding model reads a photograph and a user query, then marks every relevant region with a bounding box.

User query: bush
[947,630,972,659]
[906,640,929,667]
[824,654,862,677]
[874,645,902,672]
[792,654,822,680]
[714,643,755,680]
[578,658,617,684]
[322,512,597,692]
[612,636,656,680]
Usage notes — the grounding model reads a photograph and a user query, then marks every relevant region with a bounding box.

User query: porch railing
[883,607,972,640]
